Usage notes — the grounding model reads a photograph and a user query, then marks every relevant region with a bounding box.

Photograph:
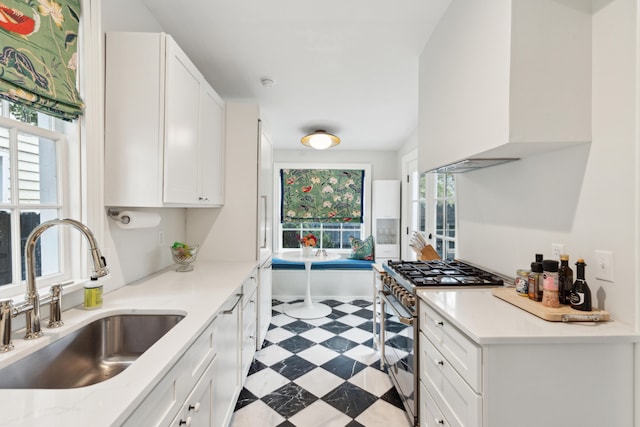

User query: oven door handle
[383,294,414,326]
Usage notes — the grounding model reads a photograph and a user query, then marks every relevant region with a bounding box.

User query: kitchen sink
[0,313,184,389]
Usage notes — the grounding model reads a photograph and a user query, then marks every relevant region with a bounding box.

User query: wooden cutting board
[492,287,610,322]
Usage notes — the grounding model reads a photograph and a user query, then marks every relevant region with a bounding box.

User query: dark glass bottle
[570,259,592,311]
[558,254,573,305]
[528,261,544,301]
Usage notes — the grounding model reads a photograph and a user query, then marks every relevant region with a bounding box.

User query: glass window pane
[20,209,60,281]
[446,200,456,237]
[419,200,426,232]
[445,240,456,260]
[0,127,10,204]
[445,173,455,198]
[283,230,300,248]
[420,173,427,198]
[0,210,11,286]
[436,174,445,198]
[323,229,340,248]
[435,238,443,258]
[435,201,444,235]
[18,133,58,205]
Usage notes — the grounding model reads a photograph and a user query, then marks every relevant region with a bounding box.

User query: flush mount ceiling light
[301,130,341,150]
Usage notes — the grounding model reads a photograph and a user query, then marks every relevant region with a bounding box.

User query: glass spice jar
[515,269,530,297]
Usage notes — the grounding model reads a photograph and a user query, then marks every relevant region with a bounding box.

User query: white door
[401,150,421,260]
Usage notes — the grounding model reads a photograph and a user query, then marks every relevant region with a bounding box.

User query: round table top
[278,250,341,263]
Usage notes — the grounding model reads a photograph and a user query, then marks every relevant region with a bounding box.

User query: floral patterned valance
[280,168,365,223]
[0,0,84,120]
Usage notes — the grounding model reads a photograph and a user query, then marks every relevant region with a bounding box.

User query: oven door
[380,291,417,425]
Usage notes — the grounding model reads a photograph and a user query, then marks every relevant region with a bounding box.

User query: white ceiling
[141,0,451,150]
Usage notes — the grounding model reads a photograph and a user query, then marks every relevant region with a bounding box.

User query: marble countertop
[0,260,258,426]
[417,288,639,345]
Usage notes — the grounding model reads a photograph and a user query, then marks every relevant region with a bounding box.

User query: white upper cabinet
[105,32,225,207]
[418,0,592,173]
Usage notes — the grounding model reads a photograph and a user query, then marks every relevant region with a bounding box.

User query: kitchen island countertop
[0,260,258,427]
[417,288,639,345]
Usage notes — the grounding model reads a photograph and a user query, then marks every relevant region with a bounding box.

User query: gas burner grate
[386,259,504,287]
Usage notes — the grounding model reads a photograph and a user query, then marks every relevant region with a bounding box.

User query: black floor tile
[248,358,268,375]
[270,354,317,381]
[234,387,258,411]
[319,335,359,353]
[281,319,315,334]
[278,335,316,353]
[321,381,377,418]
[319,320,352,334]
[380,385,405,410]
[320,354,366,380]
[351,299,373,308]
[351,308,374,319]
[261,382,317,418]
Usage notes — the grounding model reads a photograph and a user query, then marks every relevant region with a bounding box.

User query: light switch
[594,250,614,282]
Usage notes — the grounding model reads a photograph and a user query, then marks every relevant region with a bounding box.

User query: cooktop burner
[386,259,504,287]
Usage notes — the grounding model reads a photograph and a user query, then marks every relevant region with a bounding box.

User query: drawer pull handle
[188,402,201,412]
[434,320,444,327]
[435,418,445,425]
[179,417,192,426]
[434,358,444,367]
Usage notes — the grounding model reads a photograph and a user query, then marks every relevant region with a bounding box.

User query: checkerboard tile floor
[230,298,412,427]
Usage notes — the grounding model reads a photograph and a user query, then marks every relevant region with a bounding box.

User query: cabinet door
[164,36,201,204]
[172,358,215,427]
[199,83,225,206]
[212,294,241,427]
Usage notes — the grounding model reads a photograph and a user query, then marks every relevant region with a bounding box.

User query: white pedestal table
[279,250,341,319]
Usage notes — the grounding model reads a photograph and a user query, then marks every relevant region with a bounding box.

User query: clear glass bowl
[170,245,199,272]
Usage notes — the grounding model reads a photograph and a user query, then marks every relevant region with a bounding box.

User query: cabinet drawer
[420,333,481,427]
[242,274,258,304]
[183,315,218,382]
[420,381,451,427]
[419,301,481,391]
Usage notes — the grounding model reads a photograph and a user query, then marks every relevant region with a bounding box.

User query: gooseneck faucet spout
[24,218,109,339]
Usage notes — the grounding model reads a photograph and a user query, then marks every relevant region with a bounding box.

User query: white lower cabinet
[122,311,220,427]
[123,290,246,427]
[418,299,635,427]
[241,274,258,382]
[212,293,242,427]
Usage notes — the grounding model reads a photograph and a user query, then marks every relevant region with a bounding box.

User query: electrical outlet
[551,243,565,259]
[158,229,165,247]
[595,250,614,282]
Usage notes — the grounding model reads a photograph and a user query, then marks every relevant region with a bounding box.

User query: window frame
[0,108,73,297]
[275,162,371,254]
[425,171,457,260]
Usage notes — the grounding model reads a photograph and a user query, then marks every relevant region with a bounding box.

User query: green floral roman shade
[281,168,365,223]
[0,0,84,120]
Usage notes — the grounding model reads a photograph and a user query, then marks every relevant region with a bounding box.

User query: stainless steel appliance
[380,259,506,426]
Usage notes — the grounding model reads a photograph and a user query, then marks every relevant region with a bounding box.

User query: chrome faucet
[22,218,109,339]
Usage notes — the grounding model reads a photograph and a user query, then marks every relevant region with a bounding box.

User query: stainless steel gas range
[379,259,507,426]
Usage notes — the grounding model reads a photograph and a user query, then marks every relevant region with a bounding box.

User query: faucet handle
[48,283,65,328]
[0,299,15,352]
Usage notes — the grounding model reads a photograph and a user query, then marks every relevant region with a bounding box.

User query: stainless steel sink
[0,313,184,389]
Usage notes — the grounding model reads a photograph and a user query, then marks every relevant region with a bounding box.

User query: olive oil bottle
[570,259,591,311]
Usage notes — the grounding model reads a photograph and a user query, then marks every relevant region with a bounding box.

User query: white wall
[101,0,189,284]
[274,149,398,180]
[453,0,638,327]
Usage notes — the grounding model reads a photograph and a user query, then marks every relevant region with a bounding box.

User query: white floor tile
[244,368,291,398]
[339,327,373,343]
[302,317,333,326]
[288,399,352,427]
[254,345,294,366]
[265,327,295,343]
[333,303,360,314]
[343,345,381,366]
[299,327,336,343]
[293,367,345,398]
[335,314,368,326]
[297,344,340,366]
[230,400,286,427]
[347,367,393,397]
[354,399,413,427]
[270,313,297,326]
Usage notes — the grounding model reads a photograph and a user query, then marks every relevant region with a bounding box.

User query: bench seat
[272,257,375,270]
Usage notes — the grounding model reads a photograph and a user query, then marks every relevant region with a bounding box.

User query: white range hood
[419,0,592,173]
